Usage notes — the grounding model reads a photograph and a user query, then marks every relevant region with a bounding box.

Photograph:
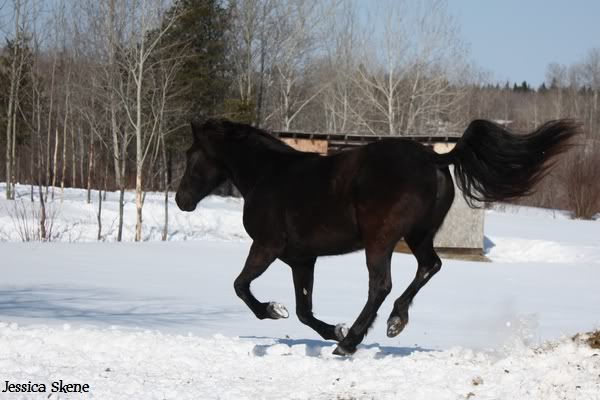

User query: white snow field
[0,184,599,399]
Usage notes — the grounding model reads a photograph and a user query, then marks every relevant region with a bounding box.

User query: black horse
[175,118,579,355]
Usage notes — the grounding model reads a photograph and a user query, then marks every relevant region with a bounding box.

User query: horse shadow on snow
[243,335,434,359]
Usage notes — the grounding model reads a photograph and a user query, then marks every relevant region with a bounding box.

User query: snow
[485,205,600,264]
[1,323,598,400]
[0,184,599,399]
[0,183,248,242]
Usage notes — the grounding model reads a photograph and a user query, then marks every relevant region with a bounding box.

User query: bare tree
[4,0,22,199]
[267,0,334,131]
[76,0,133,240]
[116,0,180,241]
[147,46,186,241]
[319,1,362,133]
[44,52,58,201]
[350,0,466,135]
[582,48,600,136]
[228,0,280,125]
[546,63,568,119]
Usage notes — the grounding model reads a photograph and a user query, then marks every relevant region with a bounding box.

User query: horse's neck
[222,144,287,198]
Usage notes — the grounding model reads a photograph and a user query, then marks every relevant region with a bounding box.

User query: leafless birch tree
[116,0,180,241]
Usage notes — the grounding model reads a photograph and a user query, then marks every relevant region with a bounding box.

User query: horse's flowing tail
[436,119,581,206]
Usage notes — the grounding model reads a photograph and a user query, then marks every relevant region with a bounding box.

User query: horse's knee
[382,280,392,296]
[233,278,246,297]
[381,282,393,302]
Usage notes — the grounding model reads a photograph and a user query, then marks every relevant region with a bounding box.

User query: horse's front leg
[234,241,288,320]
[333,248,393,356]
[285,257,348,342]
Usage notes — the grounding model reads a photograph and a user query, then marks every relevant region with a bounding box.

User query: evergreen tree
[160,0,232,120]
[0,39,35,148]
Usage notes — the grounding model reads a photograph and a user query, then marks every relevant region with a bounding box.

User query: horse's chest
[242,203,283,242]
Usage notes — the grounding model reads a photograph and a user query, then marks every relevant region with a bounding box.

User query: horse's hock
[274,132,486,261]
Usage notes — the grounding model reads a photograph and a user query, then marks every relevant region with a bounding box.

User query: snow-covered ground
[2,324,598,400]
[0,183,248,243]
[0,184,599,399]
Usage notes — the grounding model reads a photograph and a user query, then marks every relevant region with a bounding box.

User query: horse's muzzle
[175,192,197,212]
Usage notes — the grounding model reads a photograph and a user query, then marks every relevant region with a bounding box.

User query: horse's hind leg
[234,241,288,320]
[386,168,453,337]
[333,246,393,356]
[286,257,346,342]
[386,230,441,338]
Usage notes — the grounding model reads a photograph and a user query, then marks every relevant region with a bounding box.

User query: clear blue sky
[447,0,600,86]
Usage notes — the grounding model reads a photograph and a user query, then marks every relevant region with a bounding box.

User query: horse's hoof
[332,344,356,356]
[387,316,408,338]
[334,324,349,341]
[267,302,289,319]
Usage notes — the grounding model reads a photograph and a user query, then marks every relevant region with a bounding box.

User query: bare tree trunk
[5,95,14,199]
[60,104,69,202]
[38,129,47,241]
[71,120,77,188]
[256,36,267,127]
[97,157,107,241]
[45,57,57,200]
[97,184,103,241]
[162,171,168,241]
[160,132,169,241]
[135,49,145,242]
[79,125,85,192]
[87,139,93,204]
[406,70,421,134]
[39,183,47,240]
[103,161,108,202]
[108,0,122,188]
[30,144,34,202]
[11,109,18,193]
[4,0,21,200]
[593,89,598,136]
[117,145,126,241]
[105,0,126,240]
[51,126,59,201]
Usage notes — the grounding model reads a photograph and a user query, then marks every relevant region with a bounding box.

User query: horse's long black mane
[205,119,299,154]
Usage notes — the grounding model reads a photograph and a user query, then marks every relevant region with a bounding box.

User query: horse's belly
[284,212,362,257]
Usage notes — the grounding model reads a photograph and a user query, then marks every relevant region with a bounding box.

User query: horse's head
[175,120,227,212]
